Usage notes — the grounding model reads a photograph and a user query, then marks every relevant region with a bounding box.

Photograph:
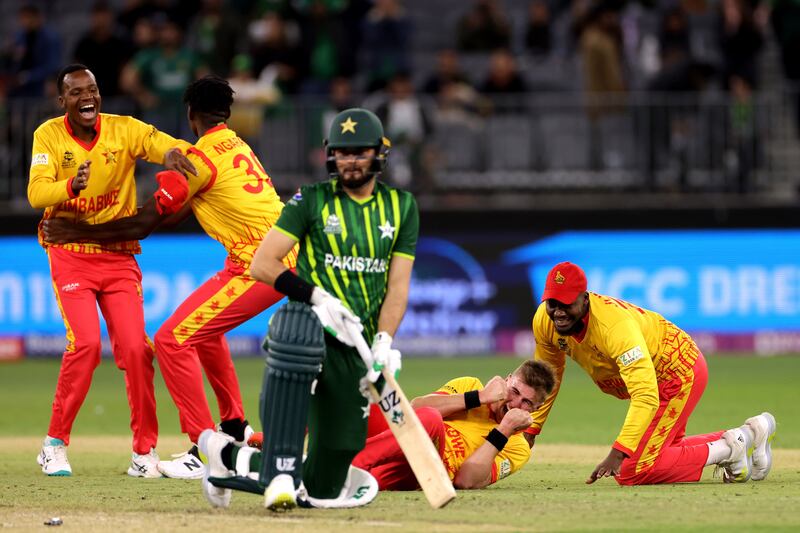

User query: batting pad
[260,301,325,489]
[298,466,378,509]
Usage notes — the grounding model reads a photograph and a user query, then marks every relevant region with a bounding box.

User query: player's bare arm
[410,375,506,418]
[250,228,298,285]
[376,255,413,335]
[453,407,532,489]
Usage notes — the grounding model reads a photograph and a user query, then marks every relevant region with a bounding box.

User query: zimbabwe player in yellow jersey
[42,76,297,480]
[353,360,555,490]
[28,64,195,478]
[529,262,777,485]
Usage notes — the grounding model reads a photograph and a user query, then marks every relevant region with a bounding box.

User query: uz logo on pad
[276,457,296,472]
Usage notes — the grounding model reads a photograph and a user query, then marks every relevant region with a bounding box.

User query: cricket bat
[346,322,456,509]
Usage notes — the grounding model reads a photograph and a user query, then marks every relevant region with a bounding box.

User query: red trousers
[154,259,285,443]
[47,247,157,454]
[352,405,446,490]
[617,353,724,485]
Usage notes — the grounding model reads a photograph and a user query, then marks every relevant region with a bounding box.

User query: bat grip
[345,320,379,382]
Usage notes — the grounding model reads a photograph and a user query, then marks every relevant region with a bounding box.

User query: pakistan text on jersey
[212,136,246,155]
[324,253,388,273]
[57,189,120,214]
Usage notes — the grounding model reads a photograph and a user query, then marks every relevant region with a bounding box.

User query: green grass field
[1,355,799,531]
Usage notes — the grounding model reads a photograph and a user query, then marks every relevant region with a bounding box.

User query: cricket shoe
[265,473,296,512]
[127,448,162,478]
[157,447,206,479]
[198,429,234,508]
[719,426,754,483]
[37,437,72,476]
[745,412,777,481]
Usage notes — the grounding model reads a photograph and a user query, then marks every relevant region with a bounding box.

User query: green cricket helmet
[325,107,391,178]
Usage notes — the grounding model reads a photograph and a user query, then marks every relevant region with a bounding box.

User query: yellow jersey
[28,113,187,254]
[530,292,701,455]
[436,377,531,485]
[183,124,295,269]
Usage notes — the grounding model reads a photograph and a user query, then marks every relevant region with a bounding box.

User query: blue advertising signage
[504,230,800,332]
[0,236,284,340]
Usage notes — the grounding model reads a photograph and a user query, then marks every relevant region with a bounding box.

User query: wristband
[485,428,508,452]
[273,269,315,303]
[464,390,481,410]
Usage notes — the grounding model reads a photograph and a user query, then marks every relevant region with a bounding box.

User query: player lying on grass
[41,76,294,479]
[529,261,777,486]
[195,359,556,508]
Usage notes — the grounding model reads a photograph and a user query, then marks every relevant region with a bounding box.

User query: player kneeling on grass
[199,108,419,511]
[196,359,555,509]
[529,261,777,486]
[354,360,556,490]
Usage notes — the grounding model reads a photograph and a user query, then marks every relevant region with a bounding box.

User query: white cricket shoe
[198,429,234,508]
[127,448,163,478]
[265,473,296,512]
[37,437,72,476]
[157,448,206,479]
[720,426,754,483]
[746,412,777,481]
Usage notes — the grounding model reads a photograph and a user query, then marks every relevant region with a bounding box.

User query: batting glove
[371,332,402,378]
[310,287,362,346]
[154,170,189,215]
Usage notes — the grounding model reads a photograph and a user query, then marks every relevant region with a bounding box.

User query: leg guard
[259,301,325,489]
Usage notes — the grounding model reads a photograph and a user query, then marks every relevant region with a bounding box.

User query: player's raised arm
[411,375,507,417]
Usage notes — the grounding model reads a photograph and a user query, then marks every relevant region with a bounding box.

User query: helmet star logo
[340,117,357,134]
[378,220,395,239]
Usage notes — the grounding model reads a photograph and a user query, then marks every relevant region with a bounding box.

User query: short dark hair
[57,64,91,94]
[183,76,234,125]
[514,360,556,404]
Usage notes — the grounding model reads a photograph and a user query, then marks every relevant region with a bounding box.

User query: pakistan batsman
[203,108,418,510]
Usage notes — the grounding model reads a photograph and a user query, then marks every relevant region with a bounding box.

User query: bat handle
[345,320,380,382]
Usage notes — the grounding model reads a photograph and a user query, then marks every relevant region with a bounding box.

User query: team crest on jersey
[103,149,118,165]
[324,214,342,234]
[557,337,571,356]
[61,151,76,169]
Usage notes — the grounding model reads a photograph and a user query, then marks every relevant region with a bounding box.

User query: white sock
[705,439,732,465]
[235,446,258,476]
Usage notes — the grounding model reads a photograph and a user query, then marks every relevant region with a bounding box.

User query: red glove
[153,170,189,215]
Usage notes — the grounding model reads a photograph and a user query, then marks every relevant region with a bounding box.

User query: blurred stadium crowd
[2,0,800,205]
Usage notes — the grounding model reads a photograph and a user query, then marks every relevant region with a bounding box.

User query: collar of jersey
[202,123,228,137]
[63,113,102,151]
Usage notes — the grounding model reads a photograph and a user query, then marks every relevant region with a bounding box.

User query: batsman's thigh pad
[259,302,325,488]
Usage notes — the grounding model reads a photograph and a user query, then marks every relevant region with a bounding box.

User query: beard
[339,169,374,190]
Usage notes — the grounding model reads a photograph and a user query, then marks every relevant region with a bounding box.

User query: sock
[221,443,236,471]
[219,418,248,442]
[706,439,732,465]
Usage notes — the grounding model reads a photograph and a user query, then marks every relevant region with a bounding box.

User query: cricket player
[200,107,418,511]
[193,359,555,508]
[41,75,296,479]
[529,261,777,485]
[28,64,195,477]
[354,360,556,490]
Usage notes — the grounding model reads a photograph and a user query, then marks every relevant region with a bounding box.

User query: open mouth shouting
[79,104,97,121]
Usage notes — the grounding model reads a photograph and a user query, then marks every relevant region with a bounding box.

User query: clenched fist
[71,160,91,194]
